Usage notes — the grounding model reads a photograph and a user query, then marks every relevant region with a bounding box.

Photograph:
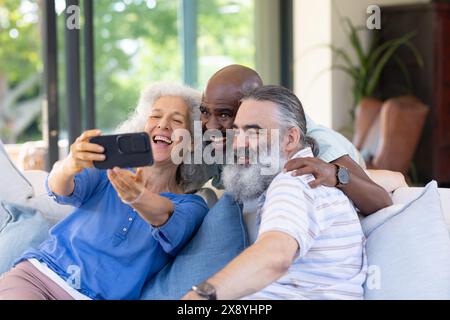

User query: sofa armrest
[21,169,74,221]
[22,170,49,197]
[365,169,408,193]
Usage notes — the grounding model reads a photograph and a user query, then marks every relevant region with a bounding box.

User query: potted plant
[330,18,424,121]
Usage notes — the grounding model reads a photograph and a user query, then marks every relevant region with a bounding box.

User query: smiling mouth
[237,156,249,164]
[210,136,226,145]
[153,135,173,145]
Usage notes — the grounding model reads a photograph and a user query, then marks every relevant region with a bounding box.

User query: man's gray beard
[222,155,287,203]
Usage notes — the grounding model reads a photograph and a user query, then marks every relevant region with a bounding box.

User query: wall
[294,0,333,127]
[255,0,281,86]
[294,0,430,132]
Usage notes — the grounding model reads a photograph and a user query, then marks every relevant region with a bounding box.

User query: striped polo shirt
[245,148,367,300]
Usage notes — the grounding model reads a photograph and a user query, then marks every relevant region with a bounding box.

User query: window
[91,0,183,132]
[93,0,256,131]
[1,0,260,167]
[197,0,255,88]
[66,0,256,132]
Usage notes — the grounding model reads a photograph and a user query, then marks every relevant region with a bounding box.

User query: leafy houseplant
[331,18,424,120]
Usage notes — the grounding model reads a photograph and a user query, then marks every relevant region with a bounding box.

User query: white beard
[222,153,287,203]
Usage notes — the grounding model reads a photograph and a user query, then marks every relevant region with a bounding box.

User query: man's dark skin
[200,65,263,148]
[200,64,392,216]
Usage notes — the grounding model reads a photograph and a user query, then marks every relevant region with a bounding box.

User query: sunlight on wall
[294,0,332,128]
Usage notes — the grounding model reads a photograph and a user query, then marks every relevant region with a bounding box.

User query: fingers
[113,168,136,186]
[67,130,104,175]
[286,161,321,188]
[285,156,339,188]
[76,142,104,154]
[111,168,133,189]
[107,169,128,194]
[107,170,128,198]
[135,168,144,184]
[290,166,315,177]
[76,160,95,169]
[308,179,323,189]
[108,168,141,200]
[288,165,323,188]
[284,157,314,172]
[77,129,102,142]
[66,151,103,175]
[75,152,105,162]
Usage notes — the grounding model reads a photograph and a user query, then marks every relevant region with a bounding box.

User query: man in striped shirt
[183,85,367,300]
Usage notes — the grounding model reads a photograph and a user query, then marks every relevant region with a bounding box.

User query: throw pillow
[0,201,56,275]
[361,181,450,299]
[141,193,248,299]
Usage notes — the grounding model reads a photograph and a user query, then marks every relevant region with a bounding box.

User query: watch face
[337,167,350,185]
[193,282,217,299]
[197,282,215,295]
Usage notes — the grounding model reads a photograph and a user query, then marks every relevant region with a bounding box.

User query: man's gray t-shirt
[305,115,365,167]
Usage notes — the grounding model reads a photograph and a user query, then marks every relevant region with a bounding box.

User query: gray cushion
[0,201,56,275]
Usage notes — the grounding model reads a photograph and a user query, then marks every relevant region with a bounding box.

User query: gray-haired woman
[0,83,209,300]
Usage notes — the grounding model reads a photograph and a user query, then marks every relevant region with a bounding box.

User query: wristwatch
[192,282,217,300]
[334,164,350,187]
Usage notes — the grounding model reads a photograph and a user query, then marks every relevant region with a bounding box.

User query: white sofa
[4,137,450,299]
[21,169,450,225]
[6,170,450,300]
[23,168,450,229]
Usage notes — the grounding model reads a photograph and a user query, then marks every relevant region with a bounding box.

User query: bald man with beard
[197,64,392,217]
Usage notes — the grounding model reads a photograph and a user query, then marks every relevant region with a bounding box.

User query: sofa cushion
[361,181,450,299]
[0,141,74,220]
[393,186,450,232]
[0,140,33,205]
[140,192,248,299]
[0,201,56,275]
[21,171,74,221]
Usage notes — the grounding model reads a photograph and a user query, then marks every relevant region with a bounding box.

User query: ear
[283,127,301,153]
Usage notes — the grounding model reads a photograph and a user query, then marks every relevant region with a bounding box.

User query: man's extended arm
[284,155,392,216]
[332,155,392,215]
[182,231,298,300]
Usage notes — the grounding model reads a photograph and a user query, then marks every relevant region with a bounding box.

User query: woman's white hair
[115,82,207,193]
[116,82,201,135]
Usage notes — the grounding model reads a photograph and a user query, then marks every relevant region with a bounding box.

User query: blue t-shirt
[17,168,208,300]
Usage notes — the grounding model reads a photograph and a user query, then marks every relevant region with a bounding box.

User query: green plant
[331,18,424,119]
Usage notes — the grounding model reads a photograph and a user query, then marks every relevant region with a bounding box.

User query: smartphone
[89,132,153,169]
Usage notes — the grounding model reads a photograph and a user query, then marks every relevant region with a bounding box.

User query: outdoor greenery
[0,0,255,143]
[0,0,42,143]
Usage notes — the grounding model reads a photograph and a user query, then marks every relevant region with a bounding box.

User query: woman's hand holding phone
[63,129,106,176]
[48,129,105,197]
